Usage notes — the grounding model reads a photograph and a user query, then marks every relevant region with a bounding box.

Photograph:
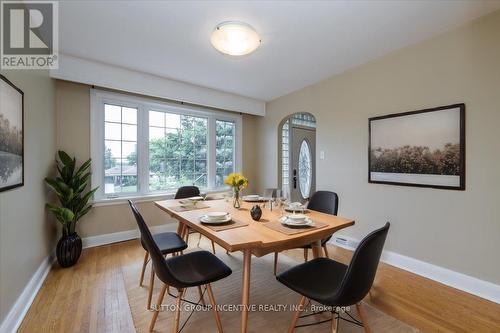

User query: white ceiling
[59,0,500,101]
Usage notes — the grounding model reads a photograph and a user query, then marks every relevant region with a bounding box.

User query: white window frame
[90,89,242,203]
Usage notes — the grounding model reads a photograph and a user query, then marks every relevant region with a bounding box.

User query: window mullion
[137,104,149,196]
[208,116,216,189]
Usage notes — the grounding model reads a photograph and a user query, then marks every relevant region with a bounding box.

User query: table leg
[177,222,186,236]
[311,240,324,259]
[240,249,252,333]
[178,223,188,239]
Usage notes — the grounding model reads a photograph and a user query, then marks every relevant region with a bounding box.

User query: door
[290,126,315,203]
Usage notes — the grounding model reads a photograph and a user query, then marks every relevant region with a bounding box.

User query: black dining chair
[277,222,390,333]
[132,203,188,310]
[175,186,217,254]
[129,200,232,333]
[273,191,339,275]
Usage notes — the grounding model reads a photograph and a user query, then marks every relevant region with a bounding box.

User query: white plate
[279,216,314,227]
[206,211,229,219]
[287,214,307,223]
[242,195,265,202]
[284,206,306,212]
[188,196,204,201]
[200,214,232,224]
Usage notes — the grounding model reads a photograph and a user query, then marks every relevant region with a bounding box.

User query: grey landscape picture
[369,106,463,188]
[0,77,23,190]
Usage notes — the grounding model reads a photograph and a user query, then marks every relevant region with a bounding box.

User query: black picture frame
[368,104,465,190]
[0,74,24,192]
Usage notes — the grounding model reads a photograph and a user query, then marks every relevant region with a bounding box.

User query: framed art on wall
[0,75,24,192]
[369,104,465,190]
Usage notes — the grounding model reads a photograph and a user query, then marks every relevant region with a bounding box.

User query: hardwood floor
[19,237,500,333]
[19,244,135,333]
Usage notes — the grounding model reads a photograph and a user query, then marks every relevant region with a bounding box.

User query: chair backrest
[174,186,200,199]
[334,222,390,306]
[307,191,339,215]
[128,200,182,288]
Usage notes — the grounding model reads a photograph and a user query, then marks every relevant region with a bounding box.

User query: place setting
[199,211,249,231]
[241,194,267,202]
[264,211,328,235]
[283,201,308,213]
[170,195,210,212]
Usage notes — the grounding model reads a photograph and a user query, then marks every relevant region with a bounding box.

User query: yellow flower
[224,173,248,190]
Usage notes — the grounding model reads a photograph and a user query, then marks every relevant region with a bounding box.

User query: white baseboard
[329,235,500,304]
[82,223,177,249]
[0,253,55,333]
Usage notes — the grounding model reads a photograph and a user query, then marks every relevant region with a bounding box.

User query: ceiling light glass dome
[211,21,261,56]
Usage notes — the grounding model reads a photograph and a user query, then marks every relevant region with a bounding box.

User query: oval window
[298,140,312,199]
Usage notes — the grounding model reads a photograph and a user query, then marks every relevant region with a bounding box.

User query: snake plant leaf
[44,177,64,197]
[75,159,91,178]
[58,150,73,167]
[77,172,91,190]
[81,187,98,206]
[46,204,75,225]
[76,181,87,194]
[76,204,92,220]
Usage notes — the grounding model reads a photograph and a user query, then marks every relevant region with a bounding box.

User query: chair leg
[197,232,202,247]
[356,302,372,333]
[211,240,216,254]
[197,285,206,306]
[288,296,306,333]
[139,251,149,286]
[147,266,155,310]
[303,248,308,262]
[149,283,168,332]
[331,311,338,333]
[273,252,279,276]
[172,289,184,333]
[163,254,171,295]
[323,245,330,258]
[206,284,224,333]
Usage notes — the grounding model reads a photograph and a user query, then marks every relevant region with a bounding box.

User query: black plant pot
[56,233,82,268]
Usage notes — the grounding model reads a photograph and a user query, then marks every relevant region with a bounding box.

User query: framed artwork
[369,104,465,190]
[0,75,24,192]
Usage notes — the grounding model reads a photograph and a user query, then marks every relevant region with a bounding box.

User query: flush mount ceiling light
[211,21,261,56]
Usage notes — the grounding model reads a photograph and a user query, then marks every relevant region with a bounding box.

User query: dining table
[155,198,355,333]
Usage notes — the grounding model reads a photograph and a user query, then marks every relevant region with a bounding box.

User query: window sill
[91,188,231,207]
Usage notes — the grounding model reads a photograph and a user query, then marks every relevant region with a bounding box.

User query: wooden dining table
[155,198,355,333]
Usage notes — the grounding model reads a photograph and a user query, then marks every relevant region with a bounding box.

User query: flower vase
[233,190,241,209]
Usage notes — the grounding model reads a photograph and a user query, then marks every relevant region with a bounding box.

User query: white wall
[259,10,500,284]
[0,70,56,323]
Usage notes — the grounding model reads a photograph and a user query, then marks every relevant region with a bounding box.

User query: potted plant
[224,173,248,208]
[45,151,98,267]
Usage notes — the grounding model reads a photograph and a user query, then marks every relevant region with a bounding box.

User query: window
[281,120,290,192]
[91,90,242,201]
[215,120,235,187]
[298,140,312,198]
[149,111,208,191]
[104,104,138,194]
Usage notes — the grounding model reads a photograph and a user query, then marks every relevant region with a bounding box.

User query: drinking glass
[276,197,285,217]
